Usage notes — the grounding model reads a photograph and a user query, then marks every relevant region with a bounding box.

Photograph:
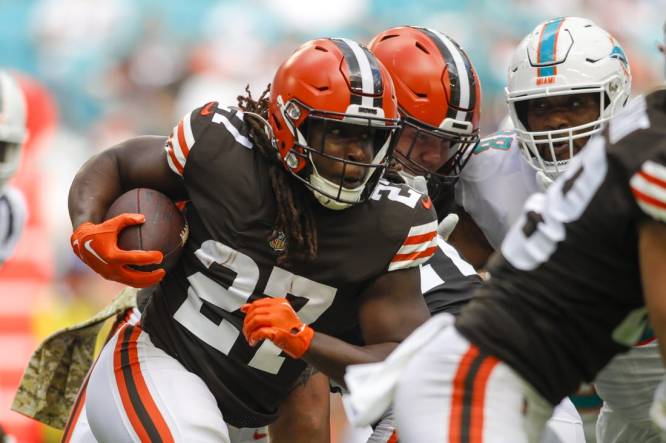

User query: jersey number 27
[173,240,337,374]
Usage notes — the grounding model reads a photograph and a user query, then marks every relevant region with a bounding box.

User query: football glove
[241,297,314,359]
[70,213,165,288]
[437,213,459,241]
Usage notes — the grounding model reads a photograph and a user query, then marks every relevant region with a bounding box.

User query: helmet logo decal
[268,230,287,254]
[536,76,556,86]
[609,45,629,69]
[536,17,566,78]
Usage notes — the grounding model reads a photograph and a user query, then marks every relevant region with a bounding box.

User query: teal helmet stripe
[537,17,566,77]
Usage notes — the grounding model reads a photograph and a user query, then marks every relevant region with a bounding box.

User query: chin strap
[308,167,366,210]
[311,190,353,210]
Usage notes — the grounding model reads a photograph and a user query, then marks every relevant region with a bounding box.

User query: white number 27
[173,240,336,374]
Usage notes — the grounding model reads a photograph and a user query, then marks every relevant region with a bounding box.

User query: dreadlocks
[237,85,318,265]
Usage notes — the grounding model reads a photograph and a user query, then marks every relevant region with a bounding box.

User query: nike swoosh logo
[253,430,267,440]
[84,240,108,264]
[200,102,216,116]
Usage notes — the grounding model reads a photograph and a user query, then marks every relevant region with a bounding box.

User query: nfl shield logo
[269,231,287,254]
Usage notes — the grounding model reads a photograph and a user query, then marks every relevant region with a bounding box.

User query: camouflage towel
[11,287,138,429]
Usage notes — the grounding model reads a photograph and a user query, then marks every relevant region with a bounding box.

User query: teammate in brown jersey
[347,87,666,442]
[65,38,438,442]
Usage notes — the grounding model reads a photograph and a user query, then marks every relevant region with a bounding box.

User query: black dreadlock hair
[237,85,318,265]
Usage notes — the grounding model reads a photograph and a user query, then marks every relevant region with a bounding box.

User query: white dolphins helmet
[506,17,631,181]
[0,71,27,189]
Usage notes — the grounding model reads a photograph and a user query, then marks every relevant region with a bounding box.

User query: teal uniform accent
[473,131,514,154]
[537,17,565,77]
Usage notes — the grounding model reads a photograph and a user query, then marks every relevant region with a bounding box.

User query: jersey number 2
[173,240,337,374]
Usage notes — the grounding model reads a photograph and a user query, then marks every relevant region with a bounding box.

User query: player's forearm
[303,332,398,387]
[68,149,125,229]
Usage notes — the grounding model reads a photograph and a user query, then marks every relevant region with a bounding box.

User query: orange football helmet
[268,38,400,210]
[369,26,481,199]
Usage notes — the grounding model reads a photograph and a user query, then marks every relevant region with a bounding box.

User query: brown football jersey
[457,90,666,405]
[142,102,438,427]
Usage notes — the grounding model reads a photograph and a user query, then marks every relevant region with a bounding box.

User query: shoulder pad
[368,180,438,272]
[630,159,666,223]
[165,102,253,176]
[370,179,426,209]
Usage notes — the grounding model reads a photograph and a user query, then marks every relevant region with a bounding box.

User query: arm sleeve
[421,239,482,316]
[387,195,438,272]
[164,101,250,177]
[630,159,666,224]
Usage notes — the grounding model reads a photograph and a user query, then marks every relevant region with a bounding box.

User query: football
[104,188,188,271]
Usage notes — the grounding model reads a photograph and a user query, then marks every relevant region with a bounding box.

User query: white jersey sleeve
[0,185,27,264]
[455,130,540,249]
[542,398,586,443]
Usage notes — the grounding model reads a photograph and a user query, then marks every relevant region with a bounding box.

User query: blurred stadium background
[0,0,664,441]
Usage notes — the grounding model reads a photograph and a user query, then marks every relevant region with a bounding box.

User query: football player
[371,25,587,443]
[370,24,483,334]
[0,70,28,266]
[351,85,666,442]
[267,26,486,443]
[65,38,438,442]
[452,16,631,268]
[450,17,666,443]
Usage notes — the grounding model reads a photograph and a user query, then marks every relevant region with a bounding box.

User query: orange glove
[71,213,165,288]
[241,297,314,359]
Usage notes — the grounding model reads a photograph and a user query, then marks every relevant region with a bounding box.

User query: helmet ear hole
[300,119,318,149]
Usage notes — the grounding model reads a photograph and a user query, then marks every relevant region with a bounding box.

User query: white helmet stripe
[338,38,377,108]
[429,29,471,122]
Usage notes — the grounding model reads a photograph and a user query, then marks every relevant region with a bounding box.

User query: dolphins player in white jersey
[452,16,631,267]
[0,70,28,266]
[451,16,666,443]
